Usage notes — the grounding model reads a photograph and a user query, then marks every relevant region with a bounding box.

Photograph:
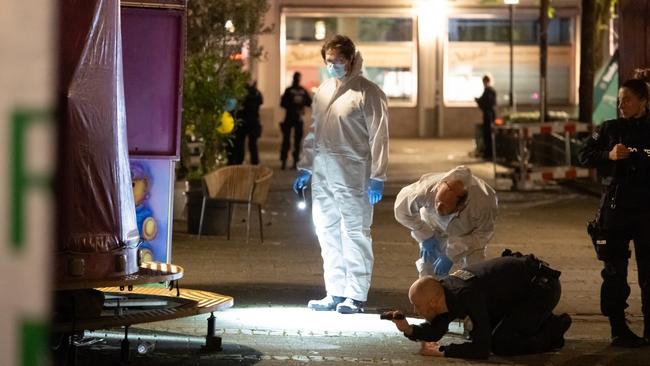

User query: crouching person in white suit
[394,166,498,277]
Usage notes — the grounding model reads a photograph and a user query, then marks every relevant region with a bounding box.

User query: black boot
[549,313,572,349]
[610,317,647,348]
[537,313,572,351]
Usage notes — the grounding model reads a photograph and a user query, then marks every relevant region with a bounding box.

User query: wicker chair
[198,165,273,243]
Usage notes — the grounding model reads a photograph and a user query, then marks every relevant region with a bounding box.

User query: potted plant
[180,0,271,235]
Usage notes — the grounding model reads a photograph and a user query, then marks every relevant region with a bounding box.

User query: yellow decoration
[142,217,158,241]
[217,111,235,134]
[184,124,195,136]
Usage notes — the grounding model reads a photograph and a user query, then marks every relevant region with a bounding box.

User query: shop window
[448,18,571,45]
[445,17,574,105]
[358,18,413,42]
[286,17,337,42]
[283,12,417,106]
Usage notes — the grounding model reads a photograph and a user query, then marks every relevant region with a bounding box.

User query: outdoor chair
[198,165,273,243]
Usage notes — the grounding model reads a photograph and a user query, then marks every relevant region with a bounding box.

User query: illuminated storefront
[445,7,576,106]
[282,10,417,106]
[256,0,581,138]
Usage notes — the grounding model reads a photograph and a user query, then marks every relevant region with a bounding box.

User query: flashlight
[137,339,155,355]
[380,312,405,320]
[297,186,307,210]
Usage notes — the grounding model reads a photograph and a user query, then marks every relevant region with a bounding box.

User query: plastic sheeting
[57,0,139,276]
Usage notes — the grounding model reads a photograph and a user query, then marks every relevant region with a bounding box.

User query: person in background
[475,75,497,160]
[280,72,312,170]
[230,80,263,165]
[292,35,389,314]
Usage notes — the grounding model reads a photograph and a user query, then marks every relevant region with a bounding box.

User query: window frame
[443,6,579,107]
[280,7,419,107]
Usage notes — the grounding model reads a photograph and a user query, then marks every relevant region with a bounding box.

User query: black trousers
[481,111,494,159]
[491,277,562,356]
[598,210,650,332]
[280,119,303,163]
[228,126,259,165]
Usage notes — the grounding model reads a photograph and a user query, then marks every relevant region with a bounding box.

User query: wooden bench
[56,262,185,291]
[53,262,234,363]
[53,286,233,333]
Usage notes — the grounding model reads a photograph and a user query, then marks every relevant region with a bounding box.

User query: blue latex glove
[368,178,384,205]
[433,256,453,276]
[420,236,443,263]
[293,169,312,193]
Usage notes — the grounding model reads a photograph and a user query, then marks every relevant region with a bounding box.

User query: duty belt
[531,260,561,288]
[536,260,561,279]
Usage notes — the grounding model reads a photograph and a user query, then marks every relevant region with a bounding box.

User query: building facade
[255,0,582,138]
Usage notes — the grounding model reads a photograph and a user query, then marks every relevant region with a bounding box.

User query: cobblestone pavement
[76,138,650,365]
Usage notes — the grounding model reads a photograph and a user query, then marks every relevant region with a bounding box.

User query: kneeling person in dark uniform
[385,252,571,359]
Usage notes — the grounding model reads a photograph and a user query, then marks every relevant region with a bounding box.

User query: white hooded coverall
[394,166,498,276]
[298,51,389,302]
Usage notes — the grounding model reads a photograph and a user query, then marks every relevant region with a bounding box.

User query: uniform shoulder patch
[450,269,475,281]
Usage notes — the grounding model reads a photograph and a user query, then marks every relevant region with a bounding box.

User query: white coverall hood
[344,51,363,82]
[298,50,390,301]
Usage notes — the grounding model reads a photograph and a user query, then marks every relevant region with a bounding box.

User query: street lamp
[504,0,518,113]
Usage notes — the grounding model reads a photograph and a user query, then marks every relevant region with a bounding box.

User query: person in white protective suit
[292,35,389,314]
[394,166,498,278]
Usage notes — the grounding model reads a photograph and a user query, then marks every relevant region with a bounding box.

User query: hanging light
[225,20,235,33]
[314,20,326,40]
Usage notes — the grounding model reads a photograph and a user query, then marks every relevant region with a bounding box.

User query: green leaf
[181,0,270,173]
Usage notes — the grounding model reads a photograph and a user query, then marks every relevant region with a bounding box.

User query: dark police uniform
[578,115,650,338]
[475,85,496,159]
[280,84,312,168]
[230,84,263,165]
[405,254,564,359]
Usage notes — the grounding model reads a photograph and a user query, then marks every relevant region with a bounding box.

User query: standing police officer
[475,75,497,160]
[280,72,312,170]
[579,77,650,348]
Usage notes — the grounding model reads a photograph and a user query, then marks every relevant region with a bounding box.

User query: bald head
[435,178,468,215]
[408,276,446,319]
[409,276,443,300]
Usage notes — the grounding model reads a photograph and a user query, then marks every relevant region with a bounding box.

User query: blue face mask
[326,62,346,79]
